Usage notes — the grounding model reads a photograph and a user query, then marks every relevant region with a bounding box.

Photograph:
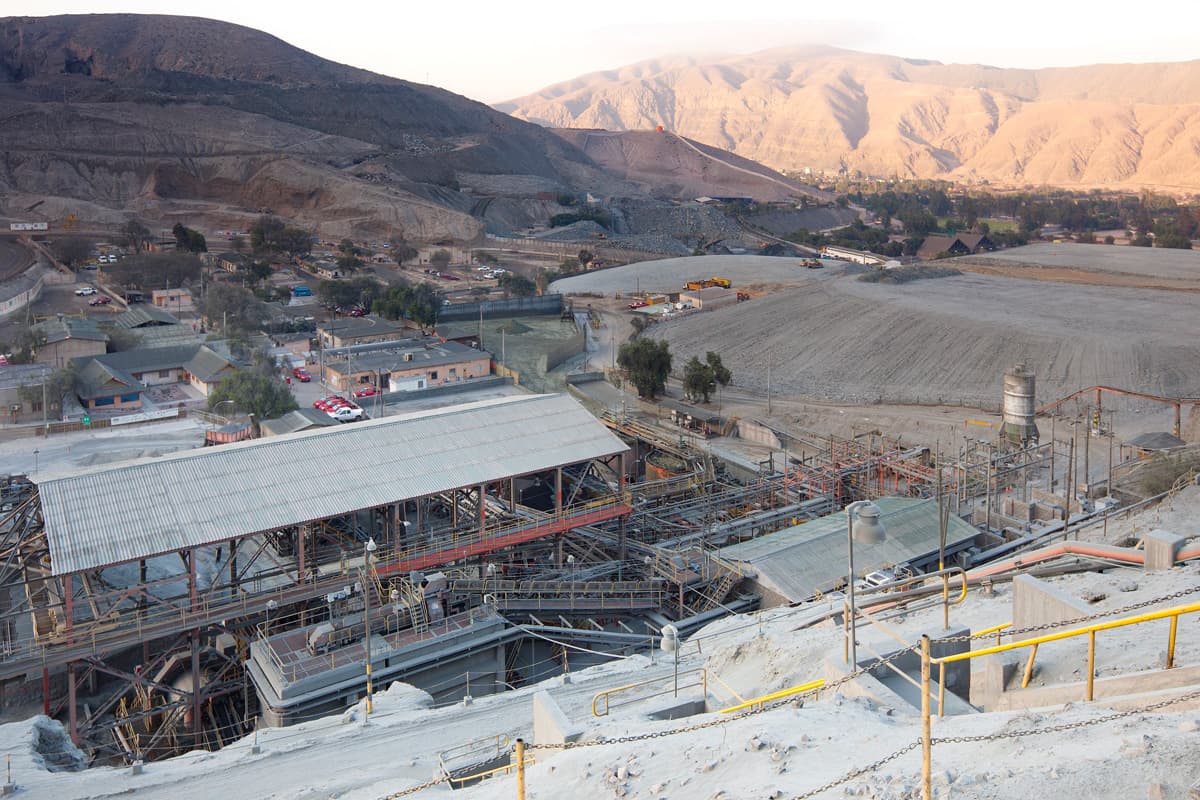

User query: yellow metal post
[1086,631,1096,701]
[937,662,946,718]
[515,738,526,800]
[1168,615,1179,669]
[921,635,932,800]
[1021,643,1039,688]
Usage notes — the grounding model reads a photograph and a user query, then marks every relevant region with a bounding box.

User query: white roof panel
[39,394,627,576]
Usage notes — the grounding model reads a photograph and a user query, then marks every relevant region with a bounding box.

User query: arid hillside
[551,129,833,202]
[0,14,630,238]
[499,46,1200,192]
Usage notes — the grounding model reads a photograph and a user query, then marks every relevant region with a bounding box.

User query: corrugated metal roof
[39,394,628,576]
[720,497,978,604]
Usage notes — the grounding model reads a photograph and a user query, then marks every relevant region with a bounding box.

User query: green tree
[172,223,207,253]
[200,283,268,334]
[18,364,78,420]
[618,338,671,399]
[683,356,715,402]
[50,238,93,268]
[497,272,536,298]
[121,219,152,253]
[208,367,298,421]
[705,352,732,387]
[250,215,312,257]
[577,249,595,267]
[430,249,452,270]
[1155,232,1193,249]
[390,235,418,268]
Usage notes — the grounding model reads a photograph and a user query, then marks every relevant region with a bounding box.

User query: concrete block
[532,691,582,750]
[130,760,144,776]
[1145,530,1186,572]
[971,653,1019,708]
[1012,574,1092,630]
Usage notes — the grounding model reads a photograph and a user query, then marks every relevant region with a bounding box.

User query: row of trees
[372,281,442,330]
[617,340,734,404]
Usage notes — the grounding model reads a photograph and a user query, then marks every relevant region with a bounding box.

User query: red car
[292,367,312,382]
[347,308,365,317]
[352,386,380,399]
[88,296,112,306]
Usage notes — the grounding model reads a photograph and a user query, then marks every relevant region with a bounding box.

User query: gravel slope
[647,271,1200,407]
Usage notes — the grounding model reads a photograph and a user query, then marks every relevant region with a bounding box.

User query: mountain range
[499,46,1200,192]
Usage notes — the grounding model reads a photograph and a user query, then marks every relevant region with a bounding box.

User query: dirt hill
[0,14,631,238]
[499,46,1200,192]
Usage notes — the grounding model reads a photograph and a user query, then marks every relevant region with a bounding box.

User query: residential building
[322,339,491,393]
[32,317,108,367]
[0,363,57,423]
[916,233,995,261]
[73,344,236,403]
[317,315,414,349]
[152,288,194,312]
[74,359,143,411]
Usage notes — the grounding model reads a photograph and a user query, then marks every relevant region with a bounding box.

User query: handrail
[591,668,708,717]
[718,678,825,714]
[930,600,1199,712]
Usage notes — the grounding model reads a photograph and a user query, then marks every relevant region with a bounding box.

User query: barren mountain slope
[551,129,832,201]
[0,14,619,236]
[499,46,1200,191]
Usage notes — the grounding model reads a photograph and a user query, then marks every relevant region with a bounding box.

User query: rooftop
[0,362,54,391]
[259,407,338,436]
[113,305,181,329]
[74,344,234,383]
[319,315,410,339]
[325,339,490,375]
[37,393,628,576]
[33,317,108,345]
[720,497,979,604]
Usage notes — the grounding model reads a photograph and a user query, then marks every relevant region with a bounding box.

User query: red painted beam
[379,503,631,577]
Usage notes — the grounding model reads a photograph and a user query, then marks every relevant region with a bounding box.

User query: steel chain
[525,645,919,752]
[934,687,1200,745]
[379,775,447,799]
[936,584,1200,645]
[788,739,922,800]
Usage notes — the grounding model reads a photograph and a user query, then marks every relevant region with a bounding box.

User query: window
[449,368,457,377]
[120,393,139,403]
[158,369,171,378]
[429,371,438,380]
[94,397,114,406]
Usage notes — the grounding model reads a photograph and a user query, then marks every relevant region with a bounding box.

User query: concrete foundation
[1012,574,1092,630]
[1145,529,1187,572]
[532,690,583,753]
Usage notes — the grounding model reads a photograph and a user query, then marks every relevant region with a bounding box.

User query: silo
[999,363,1039,446]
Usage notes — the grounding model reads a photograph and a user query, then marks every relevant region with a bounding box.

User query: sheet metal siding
[40,395,626,576]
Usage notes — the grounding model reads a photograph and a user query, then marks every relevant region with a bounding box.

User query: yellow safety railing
[718,678,826,714]
[930,599,1200,714]
[591,668,708,717]
[447,755,536,788]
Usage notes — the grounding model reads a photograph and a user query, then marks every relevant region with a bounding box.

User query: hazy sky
[5,1,1200,102]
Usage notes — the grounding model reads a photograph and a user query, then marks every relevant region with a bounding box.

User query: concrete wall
[736,419,782,449]
[1011,574,1092,630]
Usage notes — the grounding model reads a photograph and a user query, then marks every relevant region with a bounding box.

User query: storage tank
[644,451,688,481]
[999,363,1039,445]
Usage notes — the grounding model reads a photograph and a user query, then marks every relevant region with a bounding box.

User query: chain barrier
[788,739,922,800]
[934,687,1200,745]
[936,584,1200,645]
[523,645,918,752]
[379,775,447,798]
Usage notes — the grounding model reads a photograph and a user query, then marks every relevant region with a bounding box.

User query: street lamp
[264,599,278,638]
[660,624,680,697]
[845,501,887,670]
[363,537,377,719]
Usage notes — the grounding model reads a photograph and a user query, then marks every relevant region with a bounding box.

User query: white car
[74,287,96,296]
[328,406,364,422]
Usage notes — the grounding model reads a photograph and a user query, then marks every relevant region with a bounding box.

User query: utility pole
[766,356,772,416]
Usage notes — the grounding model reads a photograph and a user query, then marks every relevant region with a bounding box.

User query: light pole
[660,624,679,697]
[264,599,278,638]
[32,449,39,477]
[845,501,887,670]
[566,554,576,604]
[363,537,377,719]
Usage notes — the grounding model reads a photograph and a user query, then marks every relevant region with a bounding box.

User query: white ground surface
[11,492,1200,799]
[957,242,1200,281]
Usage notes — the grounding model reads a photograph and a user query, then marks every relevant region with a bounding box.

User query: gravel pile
[647,270,1200,407]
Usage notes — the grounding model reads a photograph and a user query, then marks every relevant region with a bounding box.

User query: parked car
[328,406,364,422]
[346,307,365,317]
[88,296,111,306]
[292,367,312,382]
[352,386,380,399]
[74,287,96,296]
